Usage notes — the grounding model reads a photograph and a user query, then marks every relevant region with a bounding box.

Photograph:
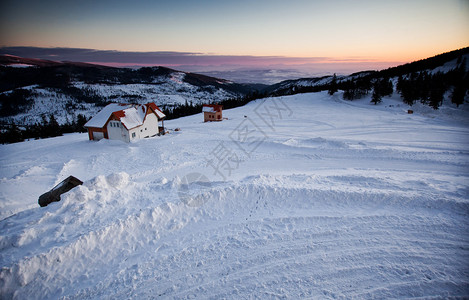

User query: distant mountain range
[0,54,107,68]
[0,47,468,128]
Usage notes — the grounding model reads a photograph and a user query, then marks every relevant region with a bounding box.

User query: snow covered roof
[84,103,131,128]
[85,102,166,129]
[146,102,166,119]
[202,106,215,113]
[202,104,222,113]
[114,106,147,130]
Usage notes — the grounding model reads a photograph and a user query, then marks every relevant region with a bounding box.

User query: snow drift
[1,91,468,298]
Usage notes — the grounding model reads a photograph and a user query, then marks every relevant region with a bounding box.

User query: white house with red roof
[84,102,166,142]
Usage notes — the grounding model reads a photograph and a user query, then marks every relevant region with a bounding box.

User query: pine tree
[380,78,393,97]
[451,85,466,107]
[371,85,382,105]
[396,76,404,93]
[343,80,356,100]
[451,59,467,107]
[44,114,61,137]
[428,86,444,110]
[0,124,24,144]
[76,114,88,132]
[328,74,338,95]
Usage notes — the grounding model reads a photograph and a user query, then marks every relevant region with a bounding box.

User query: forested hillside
[0,47,467,144]
[267,47,469,109]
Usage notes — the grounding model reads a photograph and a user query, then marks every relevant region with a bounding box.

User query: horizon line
[0,46,407,67]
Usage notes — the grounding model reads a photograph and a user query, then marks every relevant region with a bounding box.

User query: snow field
[3,177,467,298]
[1,91,468,298]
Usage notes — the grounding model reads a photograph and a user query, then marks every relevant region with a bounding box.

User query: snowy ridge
[0,91,468,298]
[0,72,246,126]
[429,53,469,74]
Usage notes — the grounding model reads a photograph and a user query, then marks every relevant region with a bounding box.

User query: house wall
[107,120,126,142]
[204,111,222,122]
[204,112,212,122]
[142,113,159,137]
[123,129,130,142]
[128,128,138,142]
[127,113,160,141]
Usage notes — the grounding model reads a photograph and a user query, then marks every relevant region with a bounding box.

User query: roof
[202,106,215,113]
[84,103,131,128]
[85,102,166,129]
[114,105,147,130]
[146,102,166,119]
[202,104,223,113]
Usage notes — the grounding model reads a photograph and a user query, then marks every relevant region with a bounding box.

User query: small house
[84,102,166,142]
[203,104,223,122]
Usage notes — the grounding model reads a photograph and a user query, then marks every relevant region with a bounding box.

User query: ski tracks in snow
[2,177,468,298]
[1,92,469,298]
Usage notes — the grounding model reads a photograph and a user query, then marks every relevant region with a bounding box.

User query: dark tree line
[451,60,468,107]
[0,86,106,119]
[334,67,466,109]
[268,47,469,109]
[340,77,373,101]
[160,100,204,120]
[378,47,469,79]
[272,55,468,110]
[371,78,393,105]
[161,91,267,120]
[0,89,32,117]
[328,74,338,95]
[396,62,468,109]
[0,114,89,144]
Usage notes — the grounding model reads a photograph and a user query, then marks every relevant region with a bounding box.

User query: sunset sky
[0,0,468,79]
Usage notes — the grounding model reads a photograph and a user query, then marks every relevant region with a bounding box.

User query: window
[132,132,136,138]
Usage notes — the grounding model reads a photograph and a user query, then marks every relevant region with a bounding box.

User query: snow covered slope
[0,64,256,126]
[1,92,468,298]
